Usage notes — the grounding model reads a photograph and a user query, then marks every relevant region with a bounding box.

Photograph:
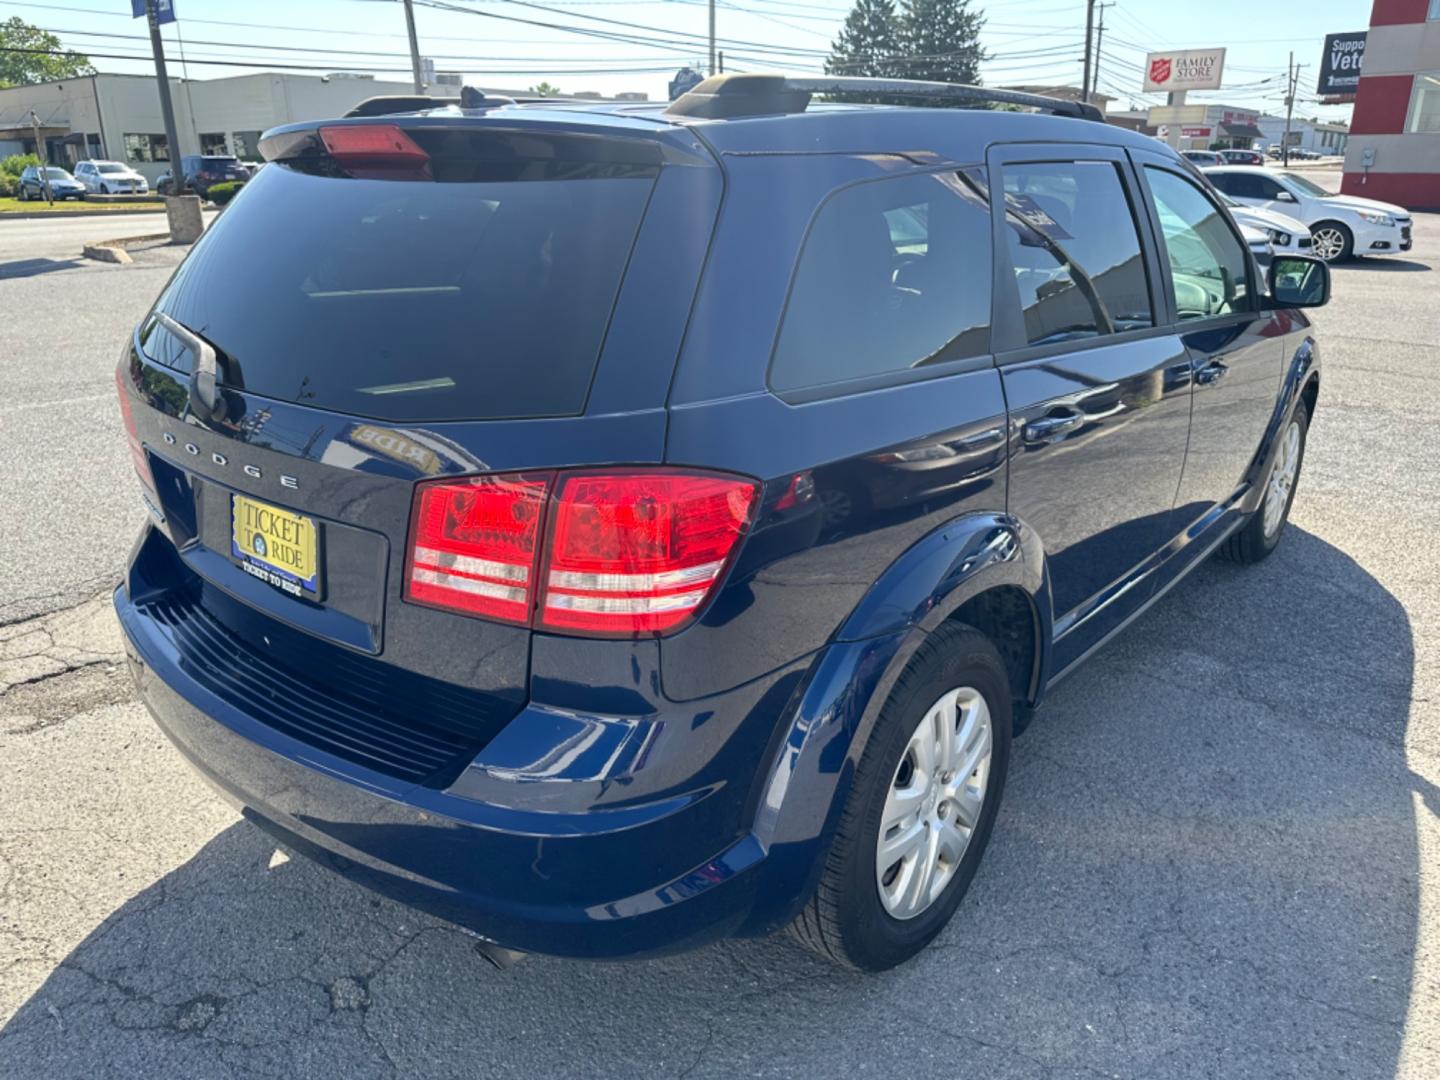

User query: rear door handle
[1195,359,1229,386]
[1023,409,1085,444]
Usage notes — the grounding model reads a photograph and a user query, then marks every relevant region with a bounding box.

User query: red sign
[1149,58,1173,86]
[1181,126,1212,138]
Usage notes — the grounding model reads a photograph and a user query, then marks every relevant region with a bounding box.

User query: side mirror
[1268,255,1329,309]
[1275,190,1297,203]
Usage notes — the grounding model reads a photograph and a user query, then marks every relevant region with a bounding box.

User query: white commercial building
[1254,115,1351,155]
[1144,103,1268,150]
[0,71,562,182]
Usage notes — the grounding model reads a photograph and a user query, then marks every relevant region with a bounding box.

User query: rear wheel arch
[1300,370,1320,421]
[946,586,1042,723]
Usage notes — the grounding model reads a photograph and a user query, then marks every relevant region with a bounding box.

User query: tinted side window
[1145,167,1252,320]
[770,170,991,394]
[1001,160,1153,346]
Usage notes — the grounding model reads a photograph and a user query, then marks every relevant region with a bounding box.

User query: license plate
[231,494,320,598]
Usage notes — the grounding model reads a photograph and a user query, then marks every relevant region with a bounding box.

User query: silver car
[74,160,150,195]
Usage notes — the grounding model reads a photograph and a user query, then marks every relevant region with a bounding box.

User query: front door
[1132,154,1284,531]
[988,144,1193,675]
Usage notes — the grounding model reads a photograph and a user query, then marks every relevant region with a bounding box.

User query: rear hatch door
[125,110,721,755]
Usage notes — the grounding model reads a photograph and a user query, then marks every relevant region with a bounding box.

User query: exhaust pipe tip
[472,939,528,970]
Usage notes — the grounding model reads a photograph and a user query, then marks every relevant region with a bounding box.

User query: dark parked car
[17,165,86,201]
[114,75,1328,972]
[155,154,248,198]
[1220,148,1266,166]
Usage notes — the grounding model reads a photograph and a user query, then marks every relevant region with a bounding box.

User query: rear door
[988,142,1193,673]
[129,118,721,717]
[1131,152,1284,532]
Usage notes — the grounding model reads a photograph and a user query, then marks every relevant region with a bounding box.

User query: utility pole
[1282,51,1296,168]
[718,50,725,75]
[709,0,716,76]
[1091,3,1114,102]
[403,0,424,92]
[29,111,52,203]
[144,0,183,187]
[1081,0,1096,103]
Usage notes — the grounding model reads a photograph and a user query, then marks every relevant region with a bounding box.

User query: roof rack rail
[343,87,516,118]
[664,74,1105,123]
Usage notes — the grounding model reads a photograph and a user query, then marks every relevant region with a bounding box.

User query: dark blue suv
[115,76,1329,971]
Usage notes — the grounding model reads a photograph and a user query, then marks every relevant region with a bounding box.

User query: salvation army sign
[1143,49,1226,93]
[1317,32,1366,95]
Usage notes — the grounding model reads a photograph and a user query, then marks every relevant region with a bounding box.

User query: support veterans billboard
[1317,32,1366,95]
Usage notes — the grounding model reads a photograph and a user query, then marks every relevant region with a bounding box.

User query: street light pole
[144,0,183,183]
[709,0,716,76]
[403,0,424,92]
[29,111,52,204]
[1282,51,1296,168]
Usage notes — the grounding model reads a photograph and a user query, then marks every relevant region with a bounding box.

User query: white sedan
[1203,165,1411,263]
[74,160,150,196]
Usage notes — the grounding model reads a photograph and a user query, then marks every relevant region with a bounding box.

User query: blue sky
[3,0,1368,120]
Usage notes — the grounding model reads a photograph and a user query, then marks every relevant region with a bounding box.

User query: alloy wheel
[1263,419,1301,538]
[1311,227,1346,262]
[875,686,993,920]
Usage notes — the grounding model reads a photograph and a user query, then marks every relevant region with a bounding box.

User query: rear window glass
[770,169,992,395]
[144,161,654,421]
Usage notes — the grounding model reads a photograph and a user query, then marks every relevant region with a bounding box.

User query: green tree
[528,81,562,97]
[827,0,902,84]
[0,17,95,88]
[898,0,986,97]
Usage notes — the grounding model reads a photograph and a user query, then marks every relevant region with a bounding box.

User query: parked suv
[74,159,149,195]
[114,75,1328,972]
[156,154,248,198]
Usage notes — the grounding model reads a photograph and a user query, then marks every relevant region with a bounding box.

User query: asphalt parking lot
[2,214,1438,1079]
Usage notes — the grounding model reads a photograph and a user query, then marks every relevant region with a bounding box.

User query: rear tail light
[318,124,431,179]
[404,469,758,638]
[115,367,155,489]
[405,473,551,625]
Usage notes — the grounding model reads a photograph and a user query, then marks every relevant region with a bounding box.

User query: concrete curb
[1,206,168,220]
[81,232,175,265]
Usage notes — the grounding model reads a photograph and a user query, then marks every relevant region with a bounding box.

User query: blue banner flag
[131,0,177,24]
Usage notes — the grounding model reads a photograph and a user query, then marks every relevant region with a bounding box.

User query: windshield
[44,168,71,179]
[96,164,126,174]
[144,160,657,422]
[1282,173,1334,197]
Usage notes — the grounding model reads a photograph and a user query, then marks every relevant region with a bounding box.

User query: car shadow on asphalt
[1334,257,1431,273]
[0,529,1425,1078]
[0,257,84,280]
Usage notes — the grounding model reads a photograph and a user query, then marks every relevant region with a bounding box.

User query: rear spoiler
[344,87,518,118]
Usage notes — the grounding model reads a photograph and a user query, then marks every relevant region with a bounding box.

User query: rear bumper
[117,580,788,958]
[114,528,905,959]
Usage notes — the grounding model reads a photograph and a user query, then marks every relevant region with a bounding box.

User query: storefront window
[233,130,262,159]
[199,132,229,155]
[123,133,169,163]
[1406,73,1440,134]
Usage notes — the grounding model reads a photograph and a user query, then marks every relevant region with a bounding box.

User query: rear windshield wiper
[153,312,227,421]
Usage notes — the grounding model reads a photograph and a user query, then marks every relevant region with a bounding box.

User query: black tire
[1310,221,1353,263]
[1219,399,1309,565]
[788,621,1013,971]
